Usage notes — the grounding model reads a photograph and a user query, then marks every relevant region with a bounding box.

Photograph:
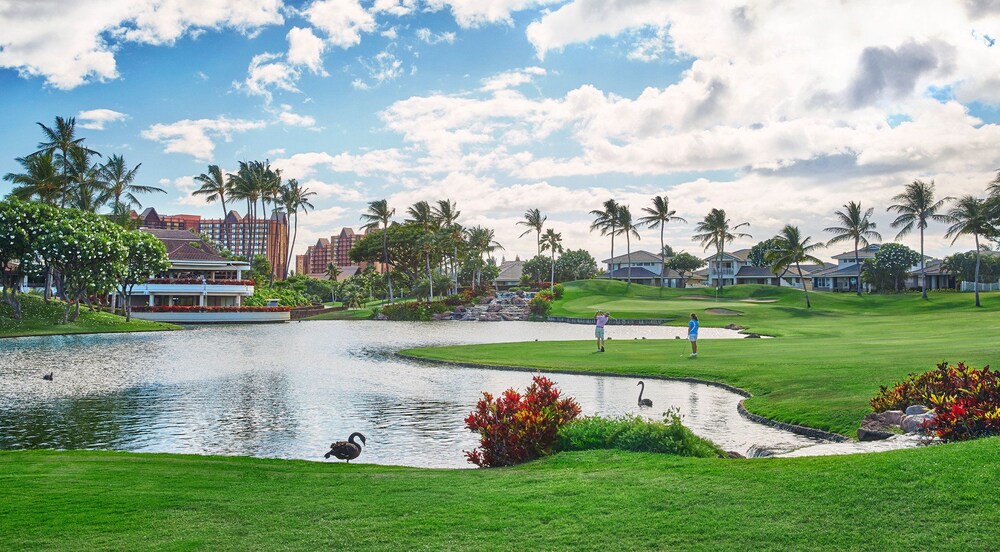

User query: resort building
[599,250,689,287]
[295,227,369,277]
[810,244,883,292]
[134,208,289,280]
[732,263,834,288]
[699,248,752,288]
[495,259,524,288]
[906,260,956,291]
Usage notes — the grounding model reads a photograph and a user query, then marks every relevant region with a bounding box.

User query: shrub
[528,294,551,316]
[464,375,581,467]
[871,362,1000,442]
[555,411,723,458]
[536,289,554,301]
[552,283,565,299]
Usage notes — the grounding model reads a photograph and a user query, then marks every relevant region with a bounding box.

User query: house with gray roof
[495,259,524,288]
[599,250,690,287]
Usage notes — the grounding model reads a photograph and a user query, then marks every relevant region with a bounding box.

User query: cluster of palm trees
[191,161,315,281]
[514,208,569,288]
[3,116,165,216]
[359,199,503,302]
[587,196,686,285]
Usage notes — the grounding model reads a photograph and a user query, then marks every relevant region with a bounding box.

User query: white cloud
[238,52,300,101]
[426,0,561,28]
[266,148,287,157]
[0,0,283,89]
[371,0,419,16]
[303,0,376,49]
[287,27,327,74]
[141,116,267,161]
[273,149,411,179]
[77,108,128,130]
[480,66,545,92]
[416,28,457,45]
[278,110,318,128]
[352,50,404,89]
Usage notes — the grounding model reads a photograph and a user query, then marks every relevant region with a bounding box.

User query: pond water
[0,322,912,468]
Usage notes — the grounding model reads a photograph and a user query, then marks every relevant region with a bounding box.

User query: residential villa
[698,248,752,288]
[134,207,289,280]
[495,259,524,288]
[906,258,957,291]
[126,228,289,323]
[599,250,695,287]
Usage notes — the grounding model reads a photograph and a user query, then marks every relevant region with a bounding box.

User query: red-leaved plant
[464,375,582,467]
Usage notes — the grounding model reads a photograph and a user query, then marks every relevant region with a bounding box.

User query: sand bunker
[705,308,743,315]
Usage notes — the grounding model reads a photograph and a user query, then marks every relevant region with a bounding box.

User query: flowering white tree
[114,230,170,321]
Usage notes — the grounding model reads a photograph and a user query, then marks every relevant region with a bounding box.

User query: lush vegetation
[0,293,177,338]
[404,280,1000,436]
[555,412,723,458]
[464,375,581,467]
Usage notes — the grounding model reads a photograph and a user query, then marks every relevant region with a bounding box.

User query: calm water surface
[0,322,909,467]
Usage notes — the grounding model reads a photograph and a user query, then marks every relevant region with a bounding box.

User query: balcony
[135,278,254,296]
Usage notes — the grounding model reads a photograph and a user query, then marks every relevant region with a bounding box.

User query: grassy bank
[2,444,998,550]
[0,294,178,338]
[403,281,1000,436]
[308,297,417,320]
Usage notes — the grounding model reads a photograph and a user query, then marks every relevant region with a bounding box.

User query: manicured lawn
[308,297,416,320]
[404,281,1000,436]
[0,294,178,338]
[2,443,999,550]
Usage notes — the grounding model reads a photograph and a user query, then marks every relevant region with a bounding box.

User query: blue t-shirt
[688,319,699,336]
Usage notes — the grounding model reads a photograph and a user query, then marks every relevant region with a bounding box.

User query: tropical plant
[824,201,882,296]
[692,208,751,291]
[326,263,342,301]
[3,151,63,205]
[666,252,705,288]
[114,231,170,321]
[555,411,723,458]
[614,205,642,285]
[942,195,998,307]
[360,199,396,301]
[193,164,231,245]
[281,179,315,280]
[433,199,462,295]
[747,238,781,268]
[539,228,563,290]
[766,225,823,308]
[590,199,619,271]
[638,195,686,286]
[464,374,581,467]
[465,225,503,287]
[517,208,547,256]
[99,155,164,214]
[33,116,99,208]
[860,243,921,293]
[554,249,598,282]
[887,180,953,299]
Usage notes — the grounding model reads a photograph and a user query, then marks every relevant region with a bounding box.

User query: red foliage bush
[528,294,551,316]
[131,306,289,312]
[871,362,1000,442]
[464,374,581,467]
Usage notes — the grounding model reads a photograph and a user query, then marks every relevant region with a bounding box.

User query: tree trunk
[920,229,927,300]
[626,233,632,285]
[660,224,665,287]
[854,239,861,296]
[610,225,616,277]
[974,234,981,308]
[717,246,724,292]
[286,212,298,280]
[383,229,394,302]
[536,229,541,257]
[550,250,555,290]
[797,261,811,308]
[426,252,433,302]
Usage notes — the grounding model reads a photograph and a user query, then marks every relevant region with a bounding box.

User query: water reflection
[0,321,843,468]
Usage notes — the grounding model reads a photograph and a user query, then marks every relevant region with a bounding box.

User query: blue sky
[2,1,1000,261]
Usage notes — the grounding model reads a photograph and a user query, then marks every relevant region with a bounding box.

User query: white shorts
[689,334,698,342]
[596,327,605,339]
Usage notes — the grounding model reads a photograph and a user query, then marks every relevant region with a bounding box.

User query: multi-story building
[296,227,368,277]
[135,208,289,280]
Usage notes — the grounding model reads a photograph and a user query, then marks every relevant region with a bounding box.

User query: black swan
[324,432,366,462]
[636,381,653,407]
[42,372,53,381]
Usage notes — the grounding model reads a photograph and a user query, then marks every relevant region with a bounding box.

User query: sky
[2,0,1000,264]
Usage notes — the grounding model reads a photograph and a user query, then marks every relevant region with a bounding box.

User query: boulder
[743,333,762,338]
[905,405,930,415]
[454,305,466,313]
[868,410,904,426]
[857,427,893,441]
[726,451,746,459]
[901,412,936,434]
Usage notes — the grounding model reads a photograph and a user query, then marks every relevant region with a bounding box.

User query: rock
[724,323,747,330]
[867,410,904,426]
[747,445,774,458]
[454,305,466,313]
[743,333,762,338]
[901,411,936,434]
[858,427,893,441]
[726,451,745,459]
[675,336,681,339]
[375,313,388,321]
[905,405,930,415]
[487,304,502,313]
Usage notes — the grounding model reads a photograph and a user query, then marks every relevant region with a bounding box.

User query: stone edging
[396,353,850,443]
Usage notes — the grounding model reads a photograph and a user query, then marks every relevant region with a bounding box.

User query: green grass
[2,443,999,550]
[308,297,417,320]
[0,294,178,338]
[403,280,1000,436]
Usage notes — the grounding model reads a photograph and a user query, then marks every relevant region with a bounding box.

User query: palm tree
[638,195,686,287]
[887,180,953,300]
[517,208,547,256]
[281,179,315,279]
[692,208,751,292]
[614,205,642,285]
[228,162,264,259]
[360,199,396,301]
[433,199,462,294]
[99,154,164,214]
[466,226,503,287]
[4,152,63,205]
[193,165,231,247]
[943,196,997,307]
[590,199,619,275]
[33,116,100,207]
[766,225,824,308]
[824,201,882,296]
[407,201,439,300]
[539,228,563,290]
[327,263,342,302]
[65,147,105,212]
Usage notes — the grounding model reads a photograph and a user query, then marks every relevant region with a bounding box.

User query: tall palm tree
[228,162,264,259]
[4,152,63,205]
[33,116,99,207]
[943,195,997,308]
[327,263,342,302]
[692,208,751,292]
[887,180,953,300]
[407,201,439,299]
[638,195,686,287]
[517,208,547,256]
[433,199,462,294]
[539,228,563,290]
[466,226,503,287]
[824,201,882,296]
[66,147,105,212]
[281,179,315,280]
[590,199,619,275]
[360,199,396,301]
[193,165,231,247]
[99,154,164,214]
[614,205,642,285]
[766,225,824,308]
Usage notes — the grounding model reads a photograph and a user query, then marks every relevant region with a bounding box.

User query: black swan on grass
[324,432,367,462]
[637,381,653,407]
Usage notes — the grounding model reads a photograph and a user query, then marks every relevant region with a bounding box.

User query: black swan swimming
[42,372,53,381]
[324,432,367,462]
[636,381,653,407]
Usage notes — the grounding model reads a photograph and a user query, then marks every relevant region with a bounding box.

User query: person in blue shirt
[688,313,699,358]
